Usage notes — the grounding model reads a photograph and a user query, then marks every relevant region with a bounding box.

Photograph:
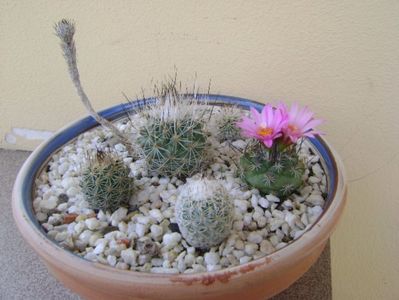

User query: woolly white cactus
[175,179,234,248]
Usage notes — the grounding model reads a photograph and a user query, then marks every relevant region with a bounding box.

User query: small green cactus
[136,82,210,179]
[138,118,208,178]
[216,113,242,142]
[175,179,234,248]
[80,151,134,212]
[240,143,305,198]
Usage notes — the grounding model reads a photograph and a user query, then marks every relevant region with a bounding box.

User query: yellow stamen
[257,126,273,137]
[288,124,298,133]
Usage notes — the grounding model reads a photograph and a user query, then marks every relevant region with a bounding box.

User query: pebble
[151,267,179,274]
[260,240,274,254]
[85,218,101,230]
[150,224,163,238]
[162,233,181,250]
[135,223,147,237]
[258,197,269,208]
[247,232,263,244]
[121,248,138,266]
[204,252,220,266]
[110,207,128,226]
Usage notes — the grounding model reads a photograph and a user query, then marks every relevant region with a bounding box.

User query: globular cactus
[80,151,134,212]
[240,144,305,198]
[175,179,234,248]
[137,82,210,179]
[216,111,242,142]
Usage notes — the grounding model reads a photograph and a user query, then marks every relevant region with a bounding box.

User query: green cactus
[136,82,210,179]
[215,108,242,142]
[175,179,234,248]
[239,143,305,198]
[80,151,134,212]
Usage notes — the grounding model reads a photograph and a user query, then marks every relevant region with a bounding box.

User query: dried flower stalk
[54,19,134,154]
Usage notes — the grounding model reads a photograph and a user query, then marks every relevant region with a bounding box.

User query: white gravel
[33,109,329,274]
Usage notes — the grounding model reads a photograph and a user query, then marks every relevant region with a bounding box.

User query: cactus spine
[80,151,134,212]
[240,142,305,198]
[175,179,234,248]
[137,82,210,179]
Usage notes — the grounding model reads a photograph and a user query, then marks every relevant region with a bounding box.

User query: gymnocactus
[137,82,210,179]
[240,144,305,198]
[175,179,234,248]
[80,151,134,212]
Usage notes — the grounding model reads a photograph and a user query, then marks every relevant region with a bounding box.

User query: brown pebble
[117,239,130,247]
[63,213,78,224]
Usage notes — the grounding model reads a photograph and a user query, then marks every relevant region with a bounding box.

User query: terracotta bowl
[12,95,347,300]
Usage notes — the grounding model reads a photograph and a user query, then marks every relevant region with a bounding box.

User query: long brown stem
[54,19,135,155]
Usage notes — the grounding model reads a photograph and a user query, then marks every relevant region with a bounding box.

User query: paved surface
[0,148,331,300]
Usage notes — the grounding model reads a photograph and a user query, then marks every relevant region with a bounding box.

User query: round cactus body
[240,150,305,198]
[138,118,209,179]
[80,152,134,212]
[216,110,242,142]
[175,179,234,248]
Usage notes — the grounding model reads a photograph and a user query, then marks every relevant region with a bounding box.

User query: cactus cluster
[240,143,305,198]
[136,83,210,179]
[80,151,134,212]
[175,179,234,248]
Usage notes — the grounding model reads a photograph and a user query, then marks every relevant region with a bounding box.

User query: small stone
[110,207,128,226]
[63,213,78,224]
[151,267,179,274]
[116,238,130,247]
[285,212,297,228]
[234,199,248,212]
[234,239,244,250]
[107,255,117,267]
[192,264,207,273]
[135,223,147,237]
[150,224,163,238]
[93,240,107,255]
[137,237,159,256]
[163,233,181,250]
[207,264,222,272]
[204,252,220,266]
[121,248,138,266]
[66,187,79,197]
[260,240,274,254]
[149,209,164,223]
[308,176,321,184]
[184,254,195,266]
[58,193,69,203]
[233,250,245,259]
[85,218,101,230]
[266,194,280,203]
[258,197,269,209]
[239,256,252,264]
[244,243,258,256]
[115,262,129,270]
[247,232,263,244]
[306,194,325,206]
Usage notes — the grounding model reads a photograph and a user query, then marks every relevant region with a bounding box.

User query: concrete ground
[0,148,331,300]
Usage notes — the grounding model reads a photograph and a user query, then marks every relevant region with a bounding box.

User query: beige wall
[1,1,399,299]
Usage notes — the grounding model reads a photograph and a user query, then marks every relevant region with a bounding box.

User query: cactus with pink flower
[236,102,323,198]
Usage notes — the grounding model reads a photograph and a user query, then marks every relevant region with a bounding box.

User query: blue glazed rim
[20,94,338,249]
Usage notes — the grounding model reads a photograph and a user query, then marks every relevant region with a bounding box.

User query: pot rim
[12,94,347,285]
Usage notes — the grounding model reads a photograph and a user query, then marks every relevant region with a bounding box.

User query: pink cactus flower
[236,104,287,148]
[279,102,323,143]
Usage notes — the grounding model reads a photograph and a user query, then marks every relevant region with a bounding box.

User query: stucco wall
[1,1,399,299]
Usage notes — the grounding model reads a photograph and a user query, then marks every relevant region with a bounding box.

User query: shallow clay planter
[13,95,347,300]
